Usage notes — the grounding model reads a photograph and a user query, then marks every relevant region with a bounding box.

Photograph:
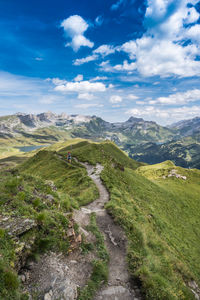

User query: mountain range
[0,112,200,168]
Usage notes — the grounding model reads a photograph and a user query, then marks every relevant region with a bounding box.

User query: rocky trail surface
[74,161,143,300]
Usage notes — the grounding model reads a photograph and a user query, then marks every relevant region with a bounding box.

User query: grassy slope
[59,140,142,169]
[65,141,200,299]
[0,144,99,299]
[0,169,72,299]
[19,150,98,206]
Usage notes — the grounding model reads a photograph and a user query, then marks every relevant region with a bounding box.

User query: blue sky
[0,0,200,124]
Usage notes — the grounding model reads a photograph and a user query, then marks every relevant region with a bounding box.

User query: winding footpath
[74,161,143,300]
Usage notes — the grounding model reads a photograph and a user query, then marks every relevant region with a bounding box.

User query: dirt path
[22,159,143,299]
[74,161,143,300]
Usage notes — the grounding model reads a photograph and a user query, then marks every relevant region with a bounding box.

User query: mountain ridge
[1,112,200,169]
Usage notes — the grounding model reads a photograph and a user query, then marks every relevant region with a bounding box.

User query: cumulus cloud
[74,74,83,82]
[185,24,200,43]
[54,80,106,93]
[61,15,94,51]
[115,1,200,77]
[150,89,200,105]
[184,7,199,24]
[110,95,122,103]
[114,60,136,71]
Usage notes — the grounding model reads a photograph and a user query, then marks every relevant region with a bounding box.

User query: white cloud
[74,74,83,82]
[54,80,106,93]
[126,105,200,124]
[115,1,200,77]
[75,103,103,109]
[74,44,116,65]
[35,57,43,61]
[184,7,199,24]
[0,72,67,115]
[127,94,139,100]
[185,24,200,43]
[114,60,136,71]
[78,93,95,100]
[119,37,200,77]
[73,54,98,66]
[61,15,94,51]
[151,89,200,105]
[90,76,108,81]
[119,40,137,59]
[110,95,122,103]
[51,78,68,85]
[94,44,115,56]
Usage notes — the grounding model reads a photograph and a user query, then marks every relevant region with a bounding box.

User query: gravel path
[74,161,143,300]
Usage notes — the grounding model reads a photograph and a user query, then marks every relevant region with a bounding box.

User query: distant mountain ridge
[170,117,200,136]
[1,112,200,169]
[0,112,177,145]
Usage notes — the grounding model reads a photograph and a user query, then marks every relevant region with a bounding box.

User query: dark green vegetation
[78,213,109,300]
[1,139,200,299]
[68,141,200,299]
[129,134,200,169]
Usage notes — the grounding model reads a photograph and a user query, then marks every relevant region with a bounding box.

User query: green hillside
[0,140,200,299]
[63,141,200,299]
[128,134,200,169]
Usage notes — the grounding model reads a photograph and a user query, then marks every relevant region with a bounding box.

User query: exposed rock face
[188,281,200,300]
[0,215,36,237]
[23,251,92,300]
[162,169,187,180]
[0,214,37,271]
[0,112,95,136]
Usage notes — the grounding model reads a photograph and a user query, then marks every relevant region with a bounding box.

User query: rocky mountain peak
[126,116,144,123]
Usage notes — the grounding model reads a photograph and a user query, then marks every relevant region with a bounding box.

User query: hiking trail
[74,160,143,300]
[22,158,143,299]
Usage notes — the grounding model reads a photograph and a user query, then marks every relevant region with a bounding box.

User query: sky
[0,0,200,125]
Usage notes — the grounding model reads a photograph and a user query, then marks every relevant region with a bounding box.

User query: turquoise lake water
[17,145,48,152]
